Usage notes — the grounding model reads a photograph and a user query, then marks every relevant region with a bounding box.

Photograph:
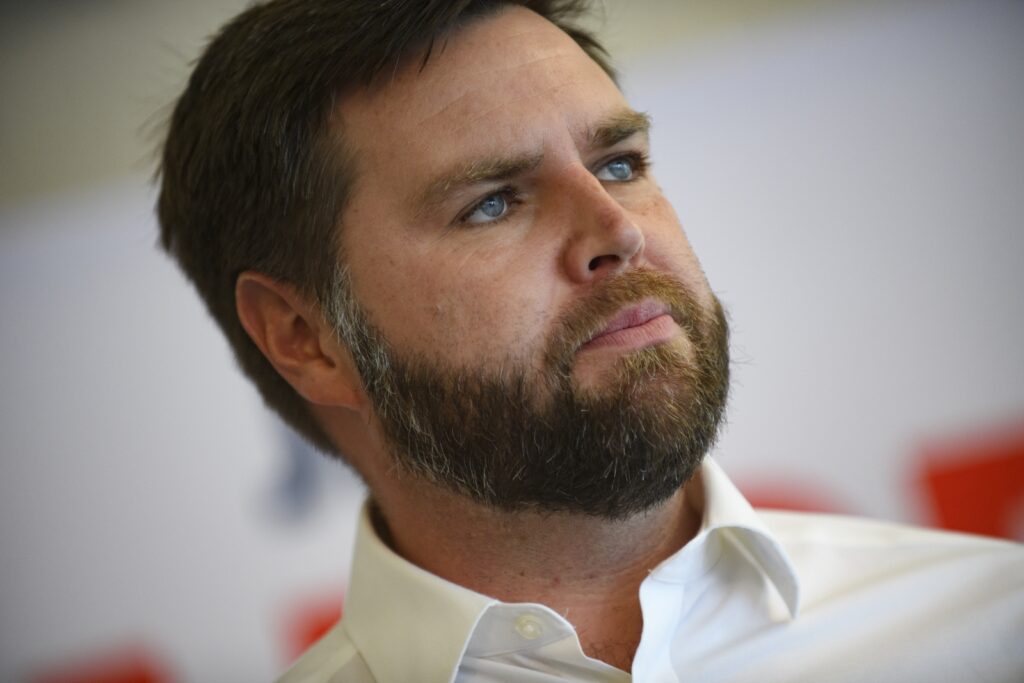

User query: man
[157,1,1023,681]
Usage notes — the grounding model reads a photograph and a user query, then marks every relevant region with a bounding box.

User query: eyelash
[605,150,651,179]
[455,151,651,227]
[457,186,523,227]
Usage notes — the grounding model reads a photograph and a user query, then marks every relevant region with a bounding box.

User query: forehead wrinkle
[412,50,575,129]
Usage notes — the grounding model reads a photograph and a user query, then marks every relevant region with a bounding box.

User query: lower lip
[581,314,680,352]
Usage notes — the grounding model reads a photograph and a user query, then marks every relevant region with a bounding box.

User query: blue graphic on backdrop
[264,419,364,524]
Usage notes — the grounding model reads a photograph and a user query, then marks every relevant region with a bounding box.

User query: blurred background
[2,0,1022,680]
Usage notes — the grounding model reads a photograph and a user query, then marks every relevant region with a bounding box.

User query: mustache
[544,268,701,374]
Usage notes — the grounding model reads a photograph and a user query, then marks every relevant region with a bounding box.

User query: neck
[371,473,704,671]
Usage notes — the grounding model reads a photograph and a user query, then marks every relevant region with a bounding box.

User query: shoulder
[758,509,1020,553]
[759,510,1024,601]
[275,620,376,683]
[752,511,1024,679]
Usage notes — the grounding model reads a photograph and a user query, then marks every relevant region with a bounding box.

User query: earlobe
[235,272,365,410]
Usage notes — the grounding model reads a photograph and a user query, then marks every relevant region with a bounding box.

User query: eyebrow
[413,108,652,213]
[587,108,652,149]
[415,152,544,213]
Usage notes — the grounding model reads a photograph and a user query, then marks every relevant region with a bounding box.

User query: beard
[328,267,730,519]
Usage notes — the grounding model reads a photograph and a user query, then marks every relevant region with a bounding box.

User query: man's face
[331,6,728,516]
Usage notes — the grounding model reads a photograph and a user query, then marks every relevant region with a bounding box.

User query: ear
[235,271,365,410]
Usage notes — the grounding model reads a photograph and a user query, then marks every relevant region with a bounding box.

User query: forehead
[335,6,627,192]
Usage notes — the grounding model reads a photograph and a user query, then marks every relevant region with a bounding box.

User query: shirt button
[514,613,544,640]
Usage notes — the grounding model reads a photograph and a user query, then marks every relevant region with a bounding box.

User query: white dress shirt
[278,459,1024,682]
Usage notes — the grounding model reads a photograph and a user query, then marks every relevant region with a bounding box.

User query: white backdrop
[2,1,1022,680]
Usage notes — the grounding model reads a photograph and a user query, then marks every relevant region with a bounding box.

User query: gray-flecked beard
[327,267,730,519]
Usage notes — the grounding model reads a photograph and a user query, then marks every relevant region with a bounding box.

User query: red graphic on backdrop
[740,483,849,515]
[31,646,171,683]
[283,593,344,662]
[918,420,1024,541]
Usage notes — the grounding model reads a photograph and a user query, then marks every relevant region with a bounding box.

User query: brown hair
[157,0,613,454]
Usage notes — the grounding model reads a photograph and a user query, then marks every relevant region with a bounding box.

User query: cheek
[350,233,550,367]
[433,252,556,361]
[632,193,714,303]
[426,275,554,369]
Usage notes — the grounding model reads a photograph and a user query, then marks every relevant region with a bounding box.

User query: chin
[572,336,694,397]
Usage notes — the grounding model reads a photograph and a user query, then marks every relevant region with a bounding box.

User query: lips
[583,299,672,347]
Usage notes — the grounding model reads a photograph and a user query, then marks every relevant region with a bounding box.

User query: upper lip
[587,299,670,343]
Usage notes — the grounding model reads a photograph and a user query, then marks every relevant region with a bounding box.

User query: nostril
[588,254,618,272]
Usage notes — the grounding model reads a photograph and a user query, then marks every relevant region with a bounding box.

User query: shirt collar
[342,505,496,683]
[689,457,801,618]
[343,458,801,683]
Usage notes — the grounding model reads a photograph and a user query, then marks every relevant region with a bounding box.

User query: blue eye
[464,191,513,225]
[603,158,633,180]
[595,154,648,182]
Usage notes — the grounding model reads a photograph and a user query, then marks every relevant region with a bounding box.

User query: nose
[560,171,645,284]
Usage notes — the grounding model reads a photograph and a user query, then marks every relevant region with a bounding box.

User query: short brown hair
[157,0,613,454]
